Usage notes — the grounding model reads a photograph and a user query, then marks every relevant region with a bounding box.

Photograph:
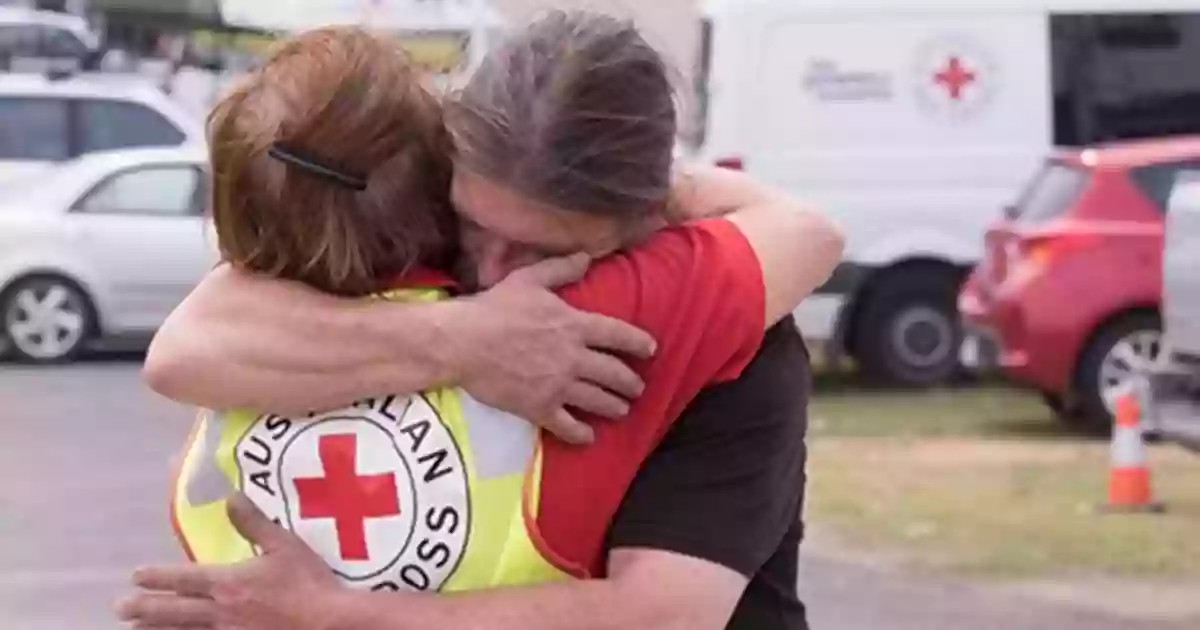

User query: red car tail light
[1014,232,1101,272]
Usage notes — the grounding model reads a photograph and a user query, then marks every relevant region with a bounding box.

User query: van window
[1131,160,1200,213]
[683,17,712,150]
[1012,163,1089,223]
[76,100,187,153]
[1052,13,1200,145]
[0,98,70,161]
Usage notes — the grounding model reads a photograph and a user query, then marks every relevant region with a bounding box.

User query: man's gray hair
[445,10,678,217]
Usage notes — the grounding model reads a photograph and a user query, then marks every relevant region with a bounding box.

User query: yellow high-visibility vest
[169,287,575,591]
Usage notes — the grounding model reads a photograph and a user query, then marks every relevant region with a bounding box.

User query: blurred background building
[0,0,699,114]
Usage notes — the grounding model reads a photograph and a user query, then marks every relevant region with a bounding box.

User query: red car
[959,136,1200,432]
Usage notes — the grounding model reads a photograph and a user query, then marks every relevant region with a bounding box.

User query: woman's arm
[143,259,656,444]
[671,166,845,328]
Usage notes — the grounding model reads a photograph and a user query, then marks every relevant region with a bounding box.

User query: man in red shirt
[118,11,839,630]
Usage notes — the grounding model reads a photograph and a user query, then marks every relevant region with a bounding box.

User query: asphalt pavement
[0,359,1193,630]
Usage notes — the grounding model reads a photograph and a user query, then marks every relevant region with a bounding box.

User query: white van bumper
[793,295,843,344]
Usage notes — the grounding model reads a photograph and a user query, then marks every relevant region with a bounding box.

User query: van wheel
[855,270,962,387]
[1073,313,1162,435]
[0,275,95,364]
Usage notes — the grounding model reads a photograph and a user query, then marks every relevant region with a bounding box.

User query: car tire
[1,275,95,364]
[1073,313,1162,435]
[856,269,963,387]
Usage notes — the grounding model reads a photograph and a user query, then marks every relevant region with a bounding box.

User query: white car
[0,147,218,363]
[0,72,205,185]
[0,7,102,73]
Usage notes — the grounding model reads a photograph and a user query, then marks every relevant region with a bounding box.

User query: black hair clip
[267,144,368,191]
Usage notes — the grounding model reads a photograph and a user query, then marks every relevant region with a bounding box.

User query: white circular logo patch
[235,395,470,592]
[912,35,998,121]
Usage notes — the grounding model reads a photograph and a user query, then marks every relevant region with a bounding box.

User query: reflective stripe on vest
[169,288,574,592]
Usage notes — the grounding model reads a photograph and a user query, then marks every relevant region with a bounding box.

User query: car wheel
[856,270,962,387]
[1074,313,1163,434]
[1,275,95,364]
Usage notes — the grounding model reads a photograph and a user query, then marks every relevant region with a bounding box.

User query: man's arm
[145,265,461,413]
[330,550,745,630]
[118,502,746,630]
[144,257,656,444]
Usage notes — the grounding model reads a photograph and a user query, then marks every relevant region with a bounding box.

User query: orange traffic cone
[1104,391,1164,513]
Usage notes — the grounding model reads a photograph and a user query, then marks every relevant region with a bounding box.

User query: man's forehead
[451,174,578,253]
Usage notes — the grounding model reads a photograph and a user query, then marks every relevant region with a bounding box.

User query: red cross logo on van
[913,35,997,119]
[934,56,976,100]
[294,433,401,561]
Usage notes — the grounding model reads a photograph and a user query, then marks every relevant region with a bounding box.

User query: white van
[687,0,1200,385]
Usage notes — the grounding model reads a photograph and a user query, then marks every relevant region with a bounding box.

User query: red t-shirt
[531,218,767,577]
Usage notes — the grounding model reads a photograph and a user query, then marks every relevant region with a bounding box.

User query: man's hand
[455,254,657,445]
[115,494,342,630]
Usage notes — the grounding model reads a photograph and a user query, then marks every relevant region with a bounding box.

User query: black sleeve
[605,320,811,577]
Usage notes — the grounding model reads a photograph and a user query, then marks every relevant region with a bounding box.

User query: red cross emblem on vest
[294,433,401,561]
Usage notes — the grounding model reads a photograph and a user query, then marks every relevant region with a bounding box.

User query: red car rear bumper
[959,272,1083,395]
